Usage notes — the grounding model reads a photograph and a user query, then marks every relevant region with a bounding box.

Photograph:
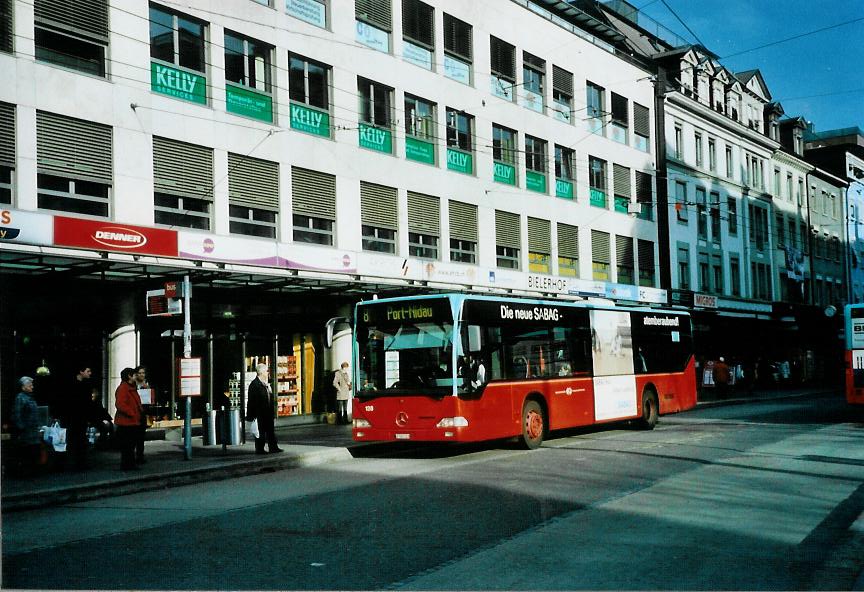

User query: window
[776,213,785,246]
[696,187,707,239]
[552,66,573,124]
[674,124,683,159]
[492,124,517,165]
[638,239,655,287]
[635,171,653,220]
[589,156,607,208]
[773,168,781,197]
[616,235,634,285]
[591,230,611,281]
[402,0,433,50]
[490,36,515,100]
[0,101,14,204]
[150,4,205,73]
[289,54,330,110]
[356,0,392,52]
[633,102,650,151]
[408,191,439,259]
[528,217,551,273]
[37,111,112,217]
[694,132,703,167]
[677,246,690,290]
[612,164,630,213]
[449,200,477,263]
[228,153,278,238]
[495,210,520,269]
[586,82,605,134]
[225,31,272,93]
[360,181,398,253]
[786,173,793,201]
[710,192,721,243]
[788,219,797,249]
[730,256,741,296]
[750,205,768,251]
[610,92,628,144]
[358,77,393,128]
[292,167,335,245]
[725,145,733,179]
[554,145,574,181]
[727,197,737,235]
[446,108,472,151]
[522,52,545,112]
[711,254,723,294]
[525,135,547,177]
[443,13,472,83]
[558,223,578,277]
[36,0,108,77]
[153,136,212,229]
[1,0,11,54]
[698,252,709,292]
[798,178,804,206]
[675,181,688,222]
[708,138,717,172]
[405,93,435,141]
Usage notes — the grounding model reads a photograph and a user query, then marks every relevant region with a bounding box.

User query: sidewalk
[0,385,839,512]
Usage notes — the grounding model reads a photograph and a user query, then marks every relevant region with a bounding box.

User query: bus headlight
[353,418,371,428]
[436,417,469,428]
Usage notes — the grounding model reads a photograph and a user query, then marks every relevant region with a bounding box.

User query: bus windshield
[356,299,454,397]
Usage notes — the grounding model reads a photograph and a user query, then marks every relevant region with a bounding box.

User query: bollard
[228,408,241,445]
[204,409,216,446]
[220,407,227,451]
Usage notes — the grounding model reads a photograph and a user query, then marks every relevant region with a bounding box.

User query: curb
[695,390,836,409]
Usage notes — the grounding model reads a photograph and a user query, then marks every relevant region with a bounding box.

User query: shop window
[408,191,439,259]
[225,30,273,92]
[528,217,551,274]
[229,205,277,239]
[35,0,108,77]
[616,235,634,285]
[402,0,433,69]
[154,193,210,229]
[591,230,610,281]
[449,200,477,264]
[150,4,206,74]
[557,223,578,277]
[496,210,520,270]
[289,54,330,110]
[610,92,628,144]
[552,65,573,124]
[38,174,110,217]
[442,13,472,84]
[586,82,605,134]
[633,102,650,151]
[490,36,515,100]
[361,225,396,253]
[1,0,11,54]
[294,214,333,245]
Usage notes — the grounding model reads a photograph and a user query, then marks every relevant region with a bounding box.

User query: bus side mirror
[325,316,351,348]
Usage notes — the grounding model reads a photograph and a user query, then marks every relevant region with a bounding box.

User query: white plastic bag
[43,421,67,452]
[245,419,259,439]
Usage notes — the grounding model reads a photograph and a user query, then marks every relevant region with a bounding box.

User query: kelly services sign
[54,216,178,257]
[151,62,206,105]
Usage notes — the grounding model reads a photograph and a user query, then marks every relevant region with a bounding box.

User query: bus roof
[355,292,689,317]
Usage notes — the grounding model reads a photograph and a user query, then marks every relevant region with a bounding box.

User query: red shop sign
[53,216,178,257]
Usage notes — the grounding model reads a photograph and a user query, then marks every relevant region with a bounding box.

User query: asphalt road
[4,393,864,590]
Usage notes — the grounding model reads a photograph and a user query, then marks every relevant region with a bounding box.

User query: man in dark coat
[246,363,282,454]
[59,366,93,471]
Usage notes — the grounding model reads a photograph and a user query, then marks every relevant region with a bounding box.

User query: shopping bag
[42,421,67,452]
[245,419,259,439]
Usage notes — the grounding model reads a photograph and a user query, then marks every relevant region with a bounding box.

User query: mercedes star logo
[395,411,408,427]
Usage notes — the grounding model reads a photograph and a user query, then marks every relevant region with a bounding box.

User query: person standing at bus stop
[114,367,143,471]
[333,361,352,425]
[714,357,731,398]
[247,363,282,454]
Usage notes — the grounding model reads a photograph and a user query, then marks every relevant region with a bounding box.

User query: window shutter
[634,103,650,137]
[153,136,212,200]
[0,0,12,53]
[611,93,628,123]
[291,166,335,219]
[356,0,392,31]
[552,65,573,96]
[407,191,439,234]
[34,0,109,41]
[616,235,634,266]
[591,230,610,264]
[402,0,433,47]
[228,153,279,211]
[523,52,544,72]
[613,164,631,198]
[0,101,14,167]
[37,111,112,184]
[558,223,578,259]
[635,171,652,203]
[449,200,477,242]
[638,239,655,274]
[490,36,515,79]
[495,210,520,249]
[443,13,471,61]
[527,217,551,254]
[360,181,398,229]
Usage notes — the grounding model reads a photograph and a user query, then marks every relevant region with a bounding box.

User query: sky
[631,0,864,133]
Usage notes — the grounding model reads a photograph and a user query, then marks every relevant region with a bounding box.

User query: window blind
[356,0,392,31]
[557,223,578,259]
[449,200,477,242]
[490,36,515,79]
[552,65,573,96]
[613,164,631,198]
[0,101,14,167]
[291,166,335,218]
[638,239,655,274]
[634,103,650,137]
[443,13,471,61]
[527,217,551,254]
[38,110,112,184]
[228,153,279,210]
[635,171,652,203]
[495,210,520,249]
[360,181,398,229]
[407,191,439,234]
[611,92,628,124]
[402,0,433,47]
[616,235,634,266]
[35,0,109,41]
[591,230,610,264]
[153,136,212,199]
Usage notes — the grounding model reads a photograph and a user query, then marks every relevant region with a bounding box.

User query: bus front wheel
[639,389,659,430]
[521,400,545,449]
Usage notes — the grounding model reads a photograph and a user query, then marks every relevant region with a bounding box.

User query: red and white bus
[350,294,696,448]
[844,303,864,405]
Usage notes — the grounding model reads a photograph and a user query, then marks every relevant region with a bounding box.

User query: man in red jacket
[114,367,143,470]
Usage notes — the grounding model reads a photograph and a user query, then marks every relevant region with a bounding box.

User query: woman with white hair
[245,363,282,454]
[12,376,42,475]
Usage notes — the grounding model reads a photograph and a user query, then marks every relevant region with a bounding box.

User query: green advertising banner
[614,196,629,213]
[226,85,273,123]
[406,137,435,165]
[151,62,206,105]
[526,171,547,193]
[556,178,574,199]
[447,148,472,174]
[290,103,330,138]
[493,162,516,185]
[590,188,607,208]
[359,123,392,154]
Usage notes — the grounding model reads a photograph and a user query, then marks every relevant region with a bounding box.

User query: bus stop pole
[183,274,192,460]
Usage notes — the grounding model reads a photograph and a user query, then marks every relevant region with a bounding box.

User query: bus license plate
[395,433,411,440]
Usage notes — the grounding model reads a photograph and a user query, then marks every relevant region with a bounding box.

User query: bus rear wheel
[521,400,545,449]
[639,389,659,430]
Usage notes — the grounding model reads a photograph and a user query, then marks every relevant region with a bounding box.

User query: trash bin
[228,408,241,445]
